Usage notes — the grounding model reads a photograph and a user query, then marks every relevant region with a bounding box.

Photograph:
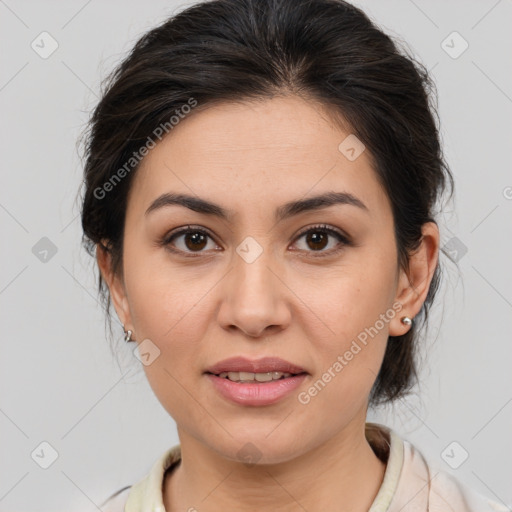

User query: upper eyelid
[294,224,348,240]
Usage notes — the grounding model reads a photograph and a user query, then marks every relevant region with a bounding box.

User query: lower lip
[206,373,308,406]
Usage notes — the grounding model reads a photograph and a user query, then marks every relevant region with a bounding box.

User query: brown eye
[163,226,218,255]
[161,223,351,258]
[304,231,329,251]
[182,231,208,251]
[292,224,351,256]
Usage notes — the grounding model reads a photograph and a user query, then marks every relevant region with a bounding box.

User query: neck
[163,420,386,512]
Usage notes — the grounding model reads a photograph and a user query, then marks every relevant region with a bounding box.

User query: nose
[216,243,291,339]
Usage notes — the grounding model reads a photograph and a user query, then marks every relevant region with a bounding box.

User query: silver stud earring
[124,328,135,342]
[401,316,412,326]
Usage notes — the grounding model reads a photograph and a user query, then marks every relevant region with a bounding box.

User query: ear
[96,241,134,332]
[389,222,440,337]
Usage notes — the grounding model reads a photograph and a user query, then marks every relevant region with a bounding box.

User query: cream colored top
[101,423,507,512]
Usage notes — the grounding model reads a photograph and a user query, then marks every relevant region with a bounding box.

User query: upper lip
[205,356,307,375]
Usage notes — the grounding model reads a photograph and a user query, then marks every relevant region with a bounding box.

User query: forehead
[128,95,390,221]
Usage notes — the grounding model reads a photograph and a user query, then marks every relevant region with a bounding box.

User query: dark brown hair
[79,0,454,406]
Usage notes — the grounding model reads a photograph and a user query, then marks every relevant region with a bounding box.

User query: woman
[79,0,505,510]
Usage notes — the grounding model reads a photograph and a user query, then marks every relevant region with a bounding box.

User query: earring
[401,316,412,326]
[124,328,136,342]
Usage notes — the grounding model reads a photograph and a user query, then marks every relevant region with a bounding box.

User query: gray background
[1,0,511,510]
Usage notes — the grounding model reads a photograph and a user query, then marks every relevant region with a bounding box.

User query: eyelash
[160,224,352,259]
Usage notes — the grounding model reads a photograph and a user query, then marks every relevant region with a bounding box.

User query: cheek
[296,252,396,396]
[123,246,212,337]
[298,250,396,336]
[125,271,206,421]
[121,253,209,388]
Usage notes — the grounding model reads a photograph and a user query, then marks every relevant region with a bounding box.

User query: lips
[205,356,307,376]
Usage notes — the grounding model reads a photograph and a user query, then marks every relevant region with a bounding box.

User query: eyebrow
[144,191,369,221]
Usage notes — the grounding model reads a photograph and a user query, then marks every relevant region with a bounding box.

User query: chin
[204,426,313,466]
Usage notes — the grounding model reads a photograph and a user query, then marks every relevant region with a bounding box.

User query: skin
[97,95,439,511]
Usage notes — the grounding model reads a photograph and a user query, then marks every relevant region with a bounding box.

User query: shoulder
[100,486,132,512]
[428,469,508,512]
[393,437,508,512]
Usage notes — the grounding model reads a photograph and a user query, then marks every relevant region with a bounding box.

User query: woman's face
[102,95,432,464]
